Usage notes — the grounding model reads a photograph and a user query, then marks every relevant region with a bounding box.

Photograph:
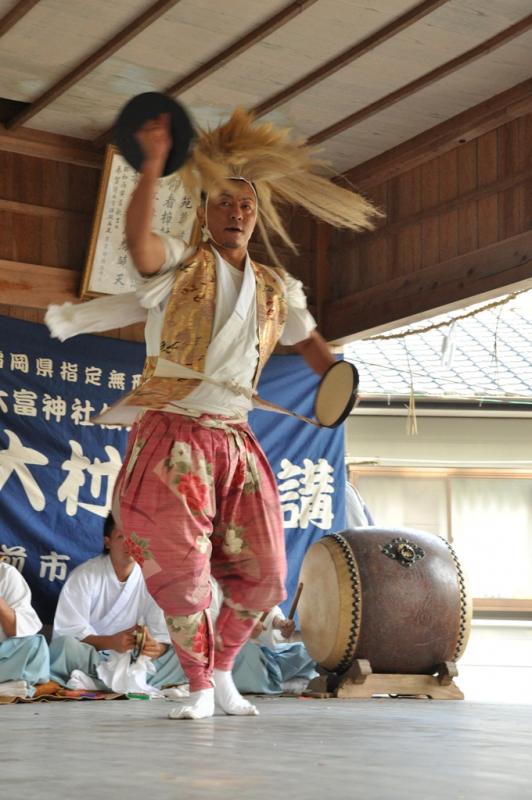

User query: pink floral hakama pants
[114,410,287,691]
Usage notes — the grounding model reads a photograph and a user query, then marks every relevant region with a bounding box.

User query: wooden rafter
[165,0,318,97]
[344,77,532,189]
[309,13,532,146]
[252,0,450,118]
[93,0,318,147]
[0,0,40,39]
[5,0,182,131]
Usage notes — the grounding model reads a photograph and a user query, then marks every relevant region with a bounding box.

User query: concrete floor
[2,695,532,800]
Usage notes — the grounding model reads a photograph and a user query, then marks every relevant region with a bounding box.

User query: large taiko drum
[298,528,472,675]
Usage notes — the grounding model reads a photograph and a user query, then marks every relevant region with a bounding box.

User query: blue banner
[0,314,345,622]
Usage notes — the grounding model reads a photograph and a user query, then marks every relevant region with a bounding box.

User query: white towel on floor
[0,680,28,698]
[96,651,163,697]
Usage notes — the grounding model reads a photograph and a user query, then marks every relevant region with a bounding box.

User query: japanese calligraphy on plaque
[80,145,195,298]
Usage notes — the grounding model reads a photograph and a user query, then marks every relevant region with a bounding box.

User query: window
[350,467,532,611]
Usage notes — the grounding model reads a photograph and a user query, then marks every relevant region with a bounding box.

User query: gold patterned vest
[123,244,288,410]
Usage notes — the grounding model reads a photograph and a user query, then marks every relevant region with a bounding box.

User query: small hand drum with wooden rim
[114,91,195,176]
[131,624,146,663]
[314,361,359,428]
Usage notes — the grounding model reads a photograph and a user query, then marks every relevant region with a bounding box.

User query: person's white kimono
[46,237,316,424]
[49,555,182,694]
[0,561,49,697]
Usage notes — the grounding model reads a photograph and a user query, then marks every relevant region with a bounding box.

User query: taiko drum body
[298,528,471,675]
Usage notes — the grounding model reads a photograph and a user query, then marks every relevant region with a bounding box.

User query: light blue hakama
[49,635,184,690]
[232,640,317,694]
[0,635,50,696]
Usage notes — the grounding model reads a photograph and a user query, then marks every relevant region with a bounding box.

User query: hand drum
[114,91,195,176]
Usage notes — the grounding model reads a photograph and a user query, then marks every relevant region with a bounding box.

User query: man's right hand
[125,111,173,274]
[135,113,172,173]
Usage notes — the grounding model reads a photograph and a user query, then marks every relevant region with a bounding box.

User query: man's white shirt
[140,235,316,417]
[52,555,170,645]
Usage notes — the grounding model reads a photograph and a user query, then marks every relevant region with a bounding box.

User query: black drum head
[314,361,359,428]
[114,91,195,176]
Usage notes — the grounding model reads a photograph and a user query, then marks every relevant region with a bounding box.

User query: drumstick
[258,582,303,627]
[288,582,304,620]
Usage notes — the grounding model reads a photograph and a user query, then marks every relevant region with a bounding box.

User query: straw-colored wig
[180,107,382,263]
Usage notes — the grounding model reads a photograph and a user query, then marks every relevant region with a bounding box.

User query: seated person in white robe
[232,605,317,695]
[0,559,49,697]
[49,516,182,693]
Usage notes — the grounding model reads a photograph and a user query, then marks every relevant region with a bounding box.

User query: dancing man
[48,106,379,719]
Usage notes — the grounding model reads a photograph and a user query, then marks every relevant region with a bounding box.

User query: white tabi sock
[167,688,214,720]
[213,668,259,716]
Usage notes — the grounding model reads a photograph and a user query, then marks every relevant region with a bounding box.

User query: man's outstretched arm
[292,330,336,376]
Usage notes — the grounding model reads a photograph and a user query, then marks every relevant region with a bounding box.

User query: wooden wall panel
[522,117,532,237]
[0,210,92,270]
[389,168,421,278]
[0,305,44,325]
[497,119,527,241]
[324,111,532,341]
[362,230,390,290]
[0,151,99,212]
[329,227,361,298]
[420,159,439,266]
[437,149,459,263]
[0,149,98,276]
[457,140,478,255]
[327,231,532,343]
[0,144,117,338]
[477,130,498,248]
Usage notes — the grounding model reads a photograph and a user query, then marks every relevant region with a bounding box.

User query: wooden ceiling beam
[5,0,182,131]
[0,0,40,39]
[252,0,450,118]
[93,0,318,148]
[164,0,318,97]
[344,77,532,190]
[309,13,532,146]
